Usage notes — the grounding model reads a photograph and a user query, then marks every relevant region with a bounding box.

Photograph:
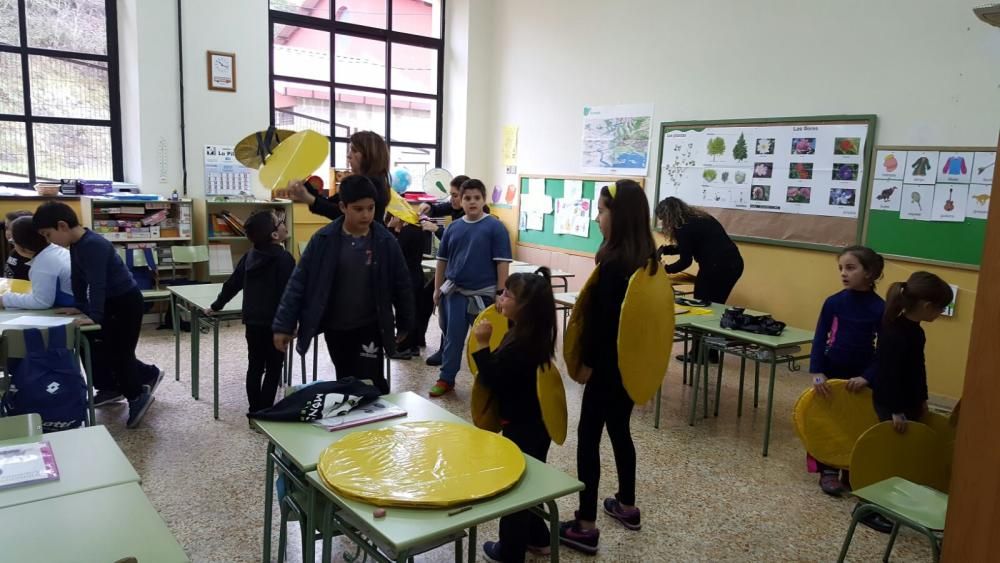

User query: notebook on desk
[0,441,59,490]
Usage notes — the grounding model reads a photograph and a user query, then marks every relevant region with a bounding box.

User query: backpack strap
[143,248,157,272]
[47,324,68,350]
[22,328,46,353]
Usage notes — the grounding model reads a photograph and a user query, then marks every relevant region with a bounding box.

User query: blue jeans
[438,292,493,384]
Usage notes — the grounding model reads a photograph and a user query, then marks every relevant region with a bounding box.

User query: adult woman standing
[286,130,391,221]
[655,196,744,303]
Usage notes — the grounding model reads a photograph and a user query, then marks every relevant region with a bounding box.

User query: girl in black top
[471,267,557,563]
[655,196,744,303]
[559,179,659,555]
[872,271,952,432]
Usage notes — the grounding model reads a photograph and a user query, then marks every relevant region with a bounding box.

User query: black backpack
[720,307,786,336]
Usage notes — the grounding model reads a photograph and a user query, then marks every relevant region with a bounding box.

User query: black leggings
[694,257,744,304]
[245,324,285,413]
[499,419,551,562]
[576,368,636,522]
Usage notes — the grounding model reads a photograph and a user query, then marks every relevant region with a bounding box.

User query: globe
[391,168,412,193]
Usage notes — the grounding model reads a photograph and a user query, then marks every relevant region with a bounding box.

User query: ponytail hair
[883,271,953,326]
[499,267,557,369]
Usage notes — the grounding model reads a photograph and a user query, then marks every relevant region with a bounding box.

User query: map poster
[581,104,654,175]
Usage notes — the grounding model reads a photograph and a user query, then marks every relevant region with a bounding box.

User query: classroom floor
[98,321,935,563]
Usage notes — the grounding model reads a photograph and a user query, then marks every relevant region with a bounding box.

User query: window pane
[335,88,385,137]
[0,0,19,46]
[334,0,386,29]
[0,121,29,183]
[390,43,436,94]
[392,0,441,39]
[273,24,330,82]
[334,141,348,169]
[0,53,25,115]
[33,123,112,181]
[270,0,327,18]
[389,94,436,144]
[273,80,330,136]
[29,55,109,120]
[26,0,106,55]
[389,145,435,189]
[334,35,385,89]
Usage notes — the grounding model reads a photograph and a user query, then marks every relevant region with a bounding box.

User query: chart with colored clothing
[871,148,994,222]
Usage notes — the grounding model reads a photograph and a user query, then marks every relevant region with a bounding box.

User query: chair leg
[277,502,289,563]
[883,521,901,562]
[737,355,746,417]
[837,505,870,563]
[714,349,724,417]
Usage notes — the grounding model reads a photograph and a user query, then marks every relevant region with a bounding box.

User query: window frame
[268,1,446,172]
[0,0,124,186]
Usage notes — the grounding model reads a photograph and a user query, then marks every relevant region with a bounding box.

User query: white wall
[467,0,1000,194]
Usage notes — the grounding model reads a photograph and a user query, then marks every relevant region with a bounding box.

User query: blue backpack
[1,326,87,432]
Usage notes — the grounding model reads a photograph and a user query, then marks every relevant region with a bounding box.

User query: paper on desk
[0,316,74,327]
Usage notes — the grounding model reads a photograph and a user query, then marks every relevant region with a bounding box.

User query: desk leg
[714,349,725,417]
[467,525,476,562]
[654,386,662,429]
[688,335,702,425]
[753,361,760,408]
[172,295,180,381]
[737,355,746,417]
[682,333,689,385]
[213,320,220,420]
[546,499,560,563]
[190,307,200,400]
[303,482,316,563]
[81,333,95,426]
[263,443,275,563]
[762,355,778,457]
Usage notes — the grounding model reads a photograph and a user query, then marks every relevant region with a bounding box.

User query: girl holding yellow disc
[471,267,559,563]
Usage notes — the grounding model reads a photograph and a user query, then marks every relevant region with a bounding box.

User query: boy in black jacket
[208,210,295,413]
[273,176,414,394]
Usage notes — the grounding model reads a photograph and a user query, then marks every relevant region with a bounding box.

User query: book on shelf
[0,441,59,490]
[312,397,407,432]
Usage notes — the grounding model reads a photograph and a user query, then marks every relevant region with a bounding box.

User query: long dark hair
[498,267,557,369]
[350,131,390,204]
[883,271,952,326]
[595,179,658,275]
[654,196,710,241]
[839,245,885,289]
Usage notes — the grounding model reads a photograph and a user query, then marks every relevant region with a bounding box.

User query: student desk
[305,450,583,563]
[553,292,578,332]
[0,424,139,509]
[0,482,189,562]
[420,260,576,292]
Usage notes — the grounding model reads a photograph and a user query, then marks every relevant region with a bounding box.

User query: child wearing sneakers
[273,175,414,394]
[208,210,294,413]
[559,180,654,554]
[33,202,159,428]
[472,267,558,563]
[430,178,511,397]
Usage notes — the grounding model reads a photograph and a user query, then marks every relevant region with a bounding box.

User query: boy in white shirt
[0,216,74,310]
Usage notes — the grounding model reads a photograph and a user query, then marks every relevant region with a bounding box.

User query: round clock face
[214,57,230,71]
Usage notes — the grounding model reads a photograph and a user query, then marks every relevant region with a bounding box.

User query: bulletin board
[863,145,994,269]
[654,115,877,251]
[516,174,645,256]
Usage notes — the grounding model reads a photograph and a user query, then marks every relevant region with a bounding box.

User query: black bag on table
[720,307,786,336]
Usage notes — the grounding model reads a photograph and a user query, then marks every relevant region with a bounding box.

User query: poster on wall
[204,145,253,197]
[658,122,869,218]
[581,104,654,175]
[553,198,591,238]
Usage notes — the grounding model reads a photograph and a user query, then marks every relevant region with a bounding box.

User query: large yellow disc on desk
[617,263,675,404]
[387,189,421,225]
[562,268,599,383]
[317,421,525,507]
[467,305,506,432]
[792,380,879,469]
[537,362,568,445]
[258,130,329,191]
[849,421,950,493]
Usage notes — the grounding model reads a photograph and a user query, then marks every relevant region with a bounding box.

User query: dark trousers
[101,288,146,400]
[399,274,433,351]
[577,367,636,522]
[325,324,388,394]
[84,330,158,392]
[693,257,745,304]
[499,419,551,562]
[245,324,285,413]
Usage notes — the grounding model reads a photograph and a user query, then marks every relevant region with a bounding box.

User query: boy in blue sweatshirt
[34,202,158,428]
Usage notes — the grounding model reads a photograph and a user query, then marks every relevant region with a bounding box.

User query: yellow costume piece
[562,268,599,383]
[387,189,421,225]
[792,380,879,469]
[850,421,950,493]
[467,306,568,443]
[317,421,525,507]
[258,130,329,191]
[234,128,295,169]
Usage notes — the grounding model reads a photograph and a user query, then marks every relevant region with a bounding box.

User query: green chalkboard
[517,177,603,254]
[862,145,993,269]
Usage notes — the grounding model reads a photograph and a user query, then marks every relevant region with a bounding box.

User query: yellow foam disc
[468,305,507,432]
[387,189,421,225]
[317,421,525,507]
[850,421,950,493]
[258,130,329,191]
[537,362,568,445]
[792,380,879,469]
[0,278,31,295]
[234,128,295,169]
[562,268,599,382]
[618,263,675,404]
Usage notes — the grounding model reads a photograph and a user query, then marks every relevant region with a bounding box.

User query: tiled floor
[98,322,935,562]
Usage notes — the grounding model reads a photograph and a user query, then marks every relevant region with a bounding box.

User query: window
[270,0,444,185]
[0,0,122,186]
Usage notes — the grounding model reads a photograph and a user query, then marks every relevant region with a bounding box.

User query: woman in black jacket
[286,130,391,221]
[655,196,744,304]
